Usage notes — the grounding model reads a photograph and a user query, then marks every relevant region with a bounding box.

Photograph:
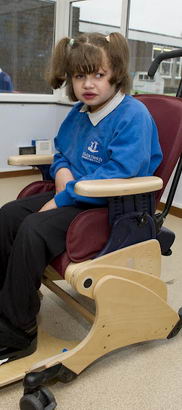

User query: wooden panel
[65,240,161,285]
[30,275,179,374]
[70,264,167,300]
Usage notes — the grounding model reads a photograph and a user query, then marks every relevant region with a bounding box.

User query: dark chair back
[135,94,182,204]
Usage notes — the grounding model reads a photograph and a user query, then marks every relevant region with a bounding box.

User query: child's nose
[83,76,94,88]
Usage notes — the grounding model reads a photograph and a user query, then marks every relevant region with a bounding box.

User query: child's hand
[39,198,57,212]
[55,168,74,193]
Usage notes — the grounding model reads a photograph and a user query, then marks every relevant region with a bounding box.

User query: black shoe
[0,316,37,365]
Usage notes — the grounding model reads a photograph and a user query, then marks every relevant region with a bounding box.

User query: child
[0,32,162,364]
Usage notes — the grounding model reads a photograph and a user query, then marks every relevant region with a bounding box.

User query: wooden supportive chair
[2,93,182,410]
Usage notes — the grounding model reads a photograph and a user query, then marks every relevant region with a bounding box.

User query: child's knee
[0,200,20,219]
[19,213,41,238]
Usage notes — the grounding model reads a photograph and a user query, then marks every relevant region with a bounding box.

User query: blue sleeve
[49,104,82,179]
[49,126,72,179]
[54,180,107,207]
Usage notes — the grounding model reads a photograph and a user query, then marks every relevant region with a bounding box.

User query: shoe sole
[0,336,37,365]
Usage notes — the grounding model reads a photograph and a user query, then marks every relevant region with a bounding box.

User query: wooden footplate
[0,329,77,387]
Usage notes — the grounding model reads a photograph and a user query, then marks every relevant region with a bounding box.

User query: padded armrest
[8,154,53,166]
[75,176,163,197]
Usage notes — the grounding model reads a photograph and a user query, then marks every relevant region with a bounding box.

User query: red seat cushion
[17,180,55,199]
[51,251,71,278]
[66,208,110,261]
[51,208,110,278]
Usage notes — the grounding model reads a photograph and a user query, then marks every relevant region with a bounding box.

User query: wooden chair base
[29,273,179,377]
[0,240,180,387]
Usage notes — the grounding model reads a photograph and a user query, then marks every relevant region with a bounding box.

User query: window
[1,0,181,100]
[0,0,129,102]
[0,0,56,95]
[69,0,125,37]
[128,0,182,95]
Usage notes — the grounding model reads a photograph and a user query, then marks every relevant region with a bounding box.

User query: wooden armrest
[8,154,53,166]
[75,176,163,197]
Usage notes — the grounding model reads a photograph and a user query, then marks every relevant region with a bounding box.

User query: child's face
[71,56,117,112]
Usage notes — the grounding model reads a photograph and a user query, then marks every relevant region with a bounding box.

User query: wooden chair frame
[1,157,181,387]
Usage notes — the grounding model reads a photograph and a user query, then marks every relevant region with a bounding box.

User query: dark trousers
[0,191,88,330]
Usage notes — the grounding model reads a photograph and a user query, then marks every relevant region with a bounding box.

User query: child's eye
[74,74,85,79]
[95,73,104,79]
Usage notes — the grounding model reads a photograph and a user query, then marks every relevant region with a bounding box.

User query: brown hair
[47,32,131,101]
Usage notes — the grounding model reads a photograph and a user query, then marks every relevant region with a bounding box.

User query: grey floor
[0,176,182,410]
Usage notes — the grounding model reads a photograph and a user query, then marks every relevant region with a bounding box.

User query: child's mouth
[83,93,97,100]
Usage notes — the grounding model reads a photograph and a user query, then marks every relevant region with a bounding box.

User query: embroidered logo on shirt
[82,140,103,163]
[88,141,99,153]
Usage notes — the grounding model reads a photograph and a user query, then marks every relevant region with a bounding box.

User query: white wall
[0,102,181,208]
[0,103,71,171]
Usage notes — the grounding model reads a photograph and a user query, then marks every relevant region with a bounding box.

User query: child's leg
[0,204,87,363]
[0,205,85,330]
[0,191,54,288]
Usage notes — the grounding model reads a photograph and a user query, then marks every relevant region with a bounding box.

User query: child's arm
[39,168,74,212]
[38,160,74,212]
[49,152,72,180]
[55,168,74,194]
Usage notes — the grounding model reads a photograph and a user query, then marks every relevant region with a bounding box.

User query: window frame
[0,0,130,104]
